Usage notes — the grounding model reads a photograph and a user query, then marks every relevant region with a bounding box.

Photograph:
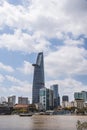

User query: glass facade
[81,91,87,102]
[62,95,69,102]
[74,91,87,102]
[50,84,60,107]
[32,52,45,104]
[40,88,53,110]
[50,84,59,98]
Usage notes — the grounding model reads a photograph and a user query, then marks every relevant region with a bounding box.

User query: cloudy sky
[0,0,87,103]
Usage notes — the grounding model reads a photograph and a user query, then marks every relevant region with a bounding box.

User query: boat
[19,113,33,117]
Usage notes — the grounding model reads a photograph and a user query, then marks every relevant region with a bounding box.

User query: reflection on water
[0,115,87,130]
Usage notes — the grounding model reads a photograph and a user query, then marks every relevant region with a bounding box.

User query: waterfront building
[32,52,45,104]
[8,95,16,107]
[74,91,87,102]
[50,84,60,108]
[62,101,68,108]
[13,104,29,113]
[62,95,69,102]
[81,91,87,102]
[39,87,53,110]
[18,97,28,105]
[70,101,75,107]
[62,95,69,108]
[74,92,83,100]
[84,102,87,108]
[74,99,84,109]
[62,101,75,108]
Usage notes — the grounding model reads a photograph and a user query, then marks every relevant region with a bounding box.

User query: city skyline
[0,0,87,102]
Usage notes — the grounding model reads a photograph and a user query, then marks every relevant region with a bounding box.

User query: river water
[0,115,87,130]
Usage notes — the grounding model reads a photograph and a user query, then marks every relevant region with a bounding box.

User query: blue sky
[0,0,87,103]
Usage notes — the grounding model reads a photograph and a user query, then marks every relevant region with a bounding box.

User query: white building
[74,99,84,109]
[39,87,53,110]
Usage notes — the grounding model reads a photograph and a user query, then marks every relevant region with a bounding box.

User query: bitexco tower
[32,52,45,104]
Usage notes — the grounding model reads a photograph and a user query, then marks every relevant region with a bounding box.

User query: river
[0,115,87,130]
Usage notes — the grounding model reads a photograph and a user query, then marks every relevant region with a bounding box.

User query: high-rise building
[18,97,28,105]
[62,95,69,108]
[50,84,60,108]
[74,92,83,100]
[39,87,53,110]
[74,91,87,102]
[81,91,87,102]
[62,95,69,102]
[32,52,45,104]
[8,95,16,106]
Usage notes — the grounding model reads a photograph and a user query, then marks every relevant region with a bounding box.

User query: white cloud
[0,74,5,82]
[0,62,14,72]
[17,60,33,75]
[6,75,21,84]
[45,45,87,78]
[5,75,29,86]
[64,38,84,46]
[28,0,87,37]
[0,74,32,100]
[0,0,87,53]
[4,75,32,98]
[0,29,50,53]
[0,86,7,97]
[0,84,32,101]
[0,0,87,38]
[9,84,32,97]
[0,1,30,29]
[0,30,34,52]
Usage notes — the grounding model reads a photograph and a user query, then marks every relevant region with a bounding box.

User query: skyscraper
[74,91,87,102]
[50,84,60,107]
[81,91,87,102]
[32,52,45,104]
[62,95,69,102]
[62,95,69,108]
[74,92,83,100]
[40,87,53,110]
